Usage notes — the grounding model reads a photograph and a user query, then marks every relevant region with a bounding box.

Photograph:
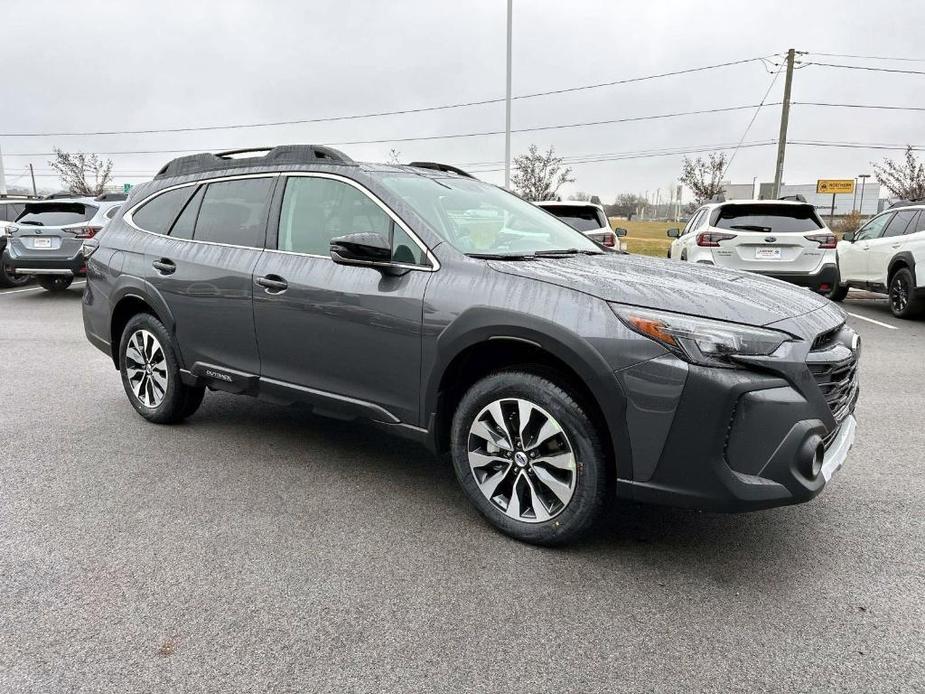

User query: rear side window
[540,205,607,232]
[883,209,917,238]
[193,178,272,247]
[712,204,823,233]
[16,202,97,227]
[132,187,196,234]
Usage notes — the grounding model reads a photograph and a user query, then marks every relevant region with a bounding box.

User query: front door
[141,175,275,377]
[252,174,434,425]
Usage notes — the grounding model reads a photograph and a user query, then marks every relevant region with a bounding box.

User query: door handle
[891,243,902,249]
[256,274,288,293]
[152,258,176,275]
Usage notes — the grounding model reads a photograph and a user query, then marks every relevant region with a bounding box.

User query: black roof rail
[94,192,128,202]
[407,161,476,179]
[154,144,355,179]
[779,194,807,202]
[888,198,925,209]
[0,193,42,200]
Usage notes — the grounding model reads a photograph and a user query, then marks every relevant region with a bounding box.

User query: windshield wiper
[17,220,44,226]
[533,248,603,256]
[465,252,537,260]
[728,224,771,232]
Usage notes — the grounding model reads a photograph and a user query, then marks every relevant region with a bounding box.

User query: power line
[722,60,784,178]
[1,103,777,157]
[804,61,925,76]
[810,52,925,63]
[0,56,776,138]
[795,101,925,112]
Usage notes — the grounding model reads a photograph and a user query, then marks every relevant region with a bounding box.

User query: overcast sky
[2,0,923,201]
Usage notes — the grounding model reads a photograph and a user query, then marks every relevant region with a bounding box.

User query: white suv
[533,200,627,251]
[830,203,925,318]
[667,199,838,296]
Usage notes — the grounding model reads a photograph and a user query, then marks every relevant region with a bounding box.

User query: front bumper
[614,324,859,512]
[2,246,85,277]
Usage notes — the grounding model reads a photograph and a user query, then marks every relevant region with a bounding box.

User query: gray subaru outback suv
[81,145,860,545]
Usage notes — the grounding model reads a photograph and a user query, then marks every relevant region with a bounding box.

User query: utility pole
[29,164,37,196]
[0,141,7,196]
[858,173,871,217]
[771,48,796,199]
[503,0,513,189]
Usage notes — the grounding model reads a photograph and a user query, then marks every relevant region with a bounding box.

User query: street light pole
[858,174,871,217]
[503,0,513,189]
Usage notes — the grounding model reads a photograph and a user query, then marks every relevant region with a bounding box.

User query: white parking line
[0,281,86,296]
[847,312,899,330]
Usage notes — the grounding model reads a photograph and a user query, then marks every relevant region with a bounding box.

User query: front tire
[0,261,30,288]
[888,268,925,319]
[38,275,73,292]
[450,370,609,546]
[119,313,205,423]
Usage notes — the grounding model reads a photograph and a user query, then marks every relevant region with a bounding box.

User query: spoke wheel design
[124,329,169,408]
[467,398,577,523]
[890,275,909,314]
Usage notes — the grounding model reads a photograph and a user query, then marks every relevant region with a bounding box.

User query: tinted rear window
[712,204,823,232]
[16,202,97,227]
[193,178,272,247]
[132,187,197,234]
[540,205,607,232]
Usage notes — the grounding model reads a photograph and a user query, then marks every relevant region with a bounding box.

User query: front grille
[808,356,859,425]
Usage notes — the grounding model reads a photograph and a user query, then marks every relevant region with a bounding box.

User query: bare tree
[386,148,402,166]
[679,152,727,204]
[568,191,591,202]
[511,145,575,201]
[48,149,113,196]
[609,193,646,219]
[873,146,925,201]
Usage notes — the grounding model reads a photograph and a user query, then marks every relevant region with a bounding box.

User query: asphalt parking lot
[0,282,922,693]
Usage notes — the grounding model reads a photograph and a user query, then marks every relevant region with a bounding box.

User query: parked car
[81,146,859,545]
[829,202,925,318]
[667,199,838,297]
[3,193,126,291]
[533,200,627,251]
[0,194,40,287]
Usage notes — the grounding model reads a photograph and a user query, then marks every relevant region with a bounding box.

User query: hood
[487,253,837,330]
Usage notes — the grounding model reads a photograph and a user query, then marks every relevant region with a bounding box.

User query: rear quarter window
[16,202,97,226]
[132,187,198,234]
[712,204,823,233]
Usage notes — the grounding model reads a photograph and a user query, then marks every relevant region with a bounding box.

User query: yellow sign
[816,179,855,194]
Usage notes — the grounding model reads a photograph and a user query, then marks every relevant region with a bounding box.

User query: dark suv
[82,145,860,545]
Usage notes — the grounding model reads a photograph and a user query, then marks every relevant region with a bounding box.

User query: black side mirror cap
[666,228,681,238]
[613,227,628,237]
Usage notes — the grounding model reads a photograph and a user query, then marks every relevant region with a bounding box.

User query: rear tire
[38,275,73,292]
[118,313,203,423]
[0,261,30,288]
[888,268,925,319]
[450,369,609,546]
[826,283,848,302]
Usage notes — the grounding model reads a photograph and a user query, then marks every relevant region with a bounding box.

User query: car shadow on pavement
[185,392,811,573]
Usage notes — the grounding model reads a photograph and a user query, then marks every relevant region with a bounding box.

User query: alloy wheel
[467,398,577,523]
[124,329,169,408]
[890,275,909,314]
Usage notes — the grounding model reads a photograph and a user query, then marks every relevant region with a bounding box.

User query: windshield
[378,175,601,256]
[713,203,823,233]
[15,202,97,227]
[540,205,607,232]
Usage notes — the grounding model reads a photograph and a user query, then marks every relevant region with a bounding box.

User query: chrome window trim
[122,171,440,271]
[279,172,439,272]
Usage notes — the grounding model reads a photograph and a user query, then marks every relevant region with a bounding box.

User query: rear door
[136,175,275,378]
[867,209,917,284]
[252,173,432,425]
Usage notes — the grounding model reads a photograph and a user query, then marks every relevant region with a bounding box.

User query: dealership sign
[816,179,855,195]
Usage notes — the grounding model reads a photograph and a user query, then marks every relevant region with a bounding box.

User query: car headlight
[610,305,791,368]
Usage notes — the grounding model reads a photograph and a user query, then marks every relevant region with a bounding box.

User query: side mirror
[613,227,628,237]
[330,232,392,268]
[841,231,856,242]
[666,228,681,238]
